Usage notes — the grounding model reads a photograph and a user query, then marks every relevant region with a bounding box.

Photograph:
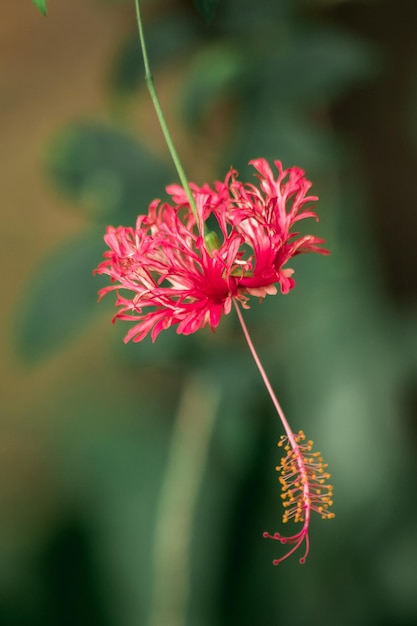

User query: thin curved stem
[234,301,315,561]
[133,0,198,221]
[233,300,298,451]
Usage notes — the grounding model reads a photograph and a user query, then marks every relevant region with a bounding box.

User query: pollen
[277,430,334,524]
[263,430,334,565]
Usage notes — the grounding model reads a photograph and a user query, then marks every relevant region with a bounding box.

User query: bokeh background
[2,0,417,625]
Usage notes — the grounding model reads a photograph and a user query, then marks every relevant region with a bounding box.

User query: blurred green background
[1,0,417,624]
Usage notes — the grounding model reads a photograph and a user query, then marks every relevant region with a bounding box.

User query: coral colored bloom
[95,159,328,342]
[263,430,334,565]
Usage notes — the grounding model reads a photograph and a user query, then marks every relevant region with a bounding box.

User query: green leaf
[45,123,171,225]
[14,231,108,362]
[193,0,220,23]
[32,0,47,16]
[227,104,336,175]
[260,26,378,107]
[180,45,253,128]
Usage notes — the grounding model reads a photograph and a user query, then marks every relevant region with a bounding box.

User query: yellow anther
[274,431,334,525]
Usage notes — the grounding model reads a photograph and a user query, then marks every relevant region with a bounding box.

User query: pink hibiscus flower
[95,158,328,343]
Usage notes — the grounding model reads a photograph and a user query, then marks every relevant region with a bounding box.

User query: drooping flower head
[95,158,334,564]
[263,430,335,565]
[95,158,328,342]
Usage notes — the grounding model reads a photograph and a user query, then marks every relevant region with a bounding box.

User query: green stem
[148,374,220,626]
[134,0,198,222]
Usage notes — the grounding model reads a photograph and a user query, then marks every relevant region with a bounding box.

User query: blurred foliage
[9,0,417,626]
[14,232,109,362]
[193,0,221,23]
[45,124,171,225]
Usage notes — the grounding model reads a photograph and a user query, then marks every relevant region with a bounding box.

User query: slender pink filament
[233,300,311,555]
